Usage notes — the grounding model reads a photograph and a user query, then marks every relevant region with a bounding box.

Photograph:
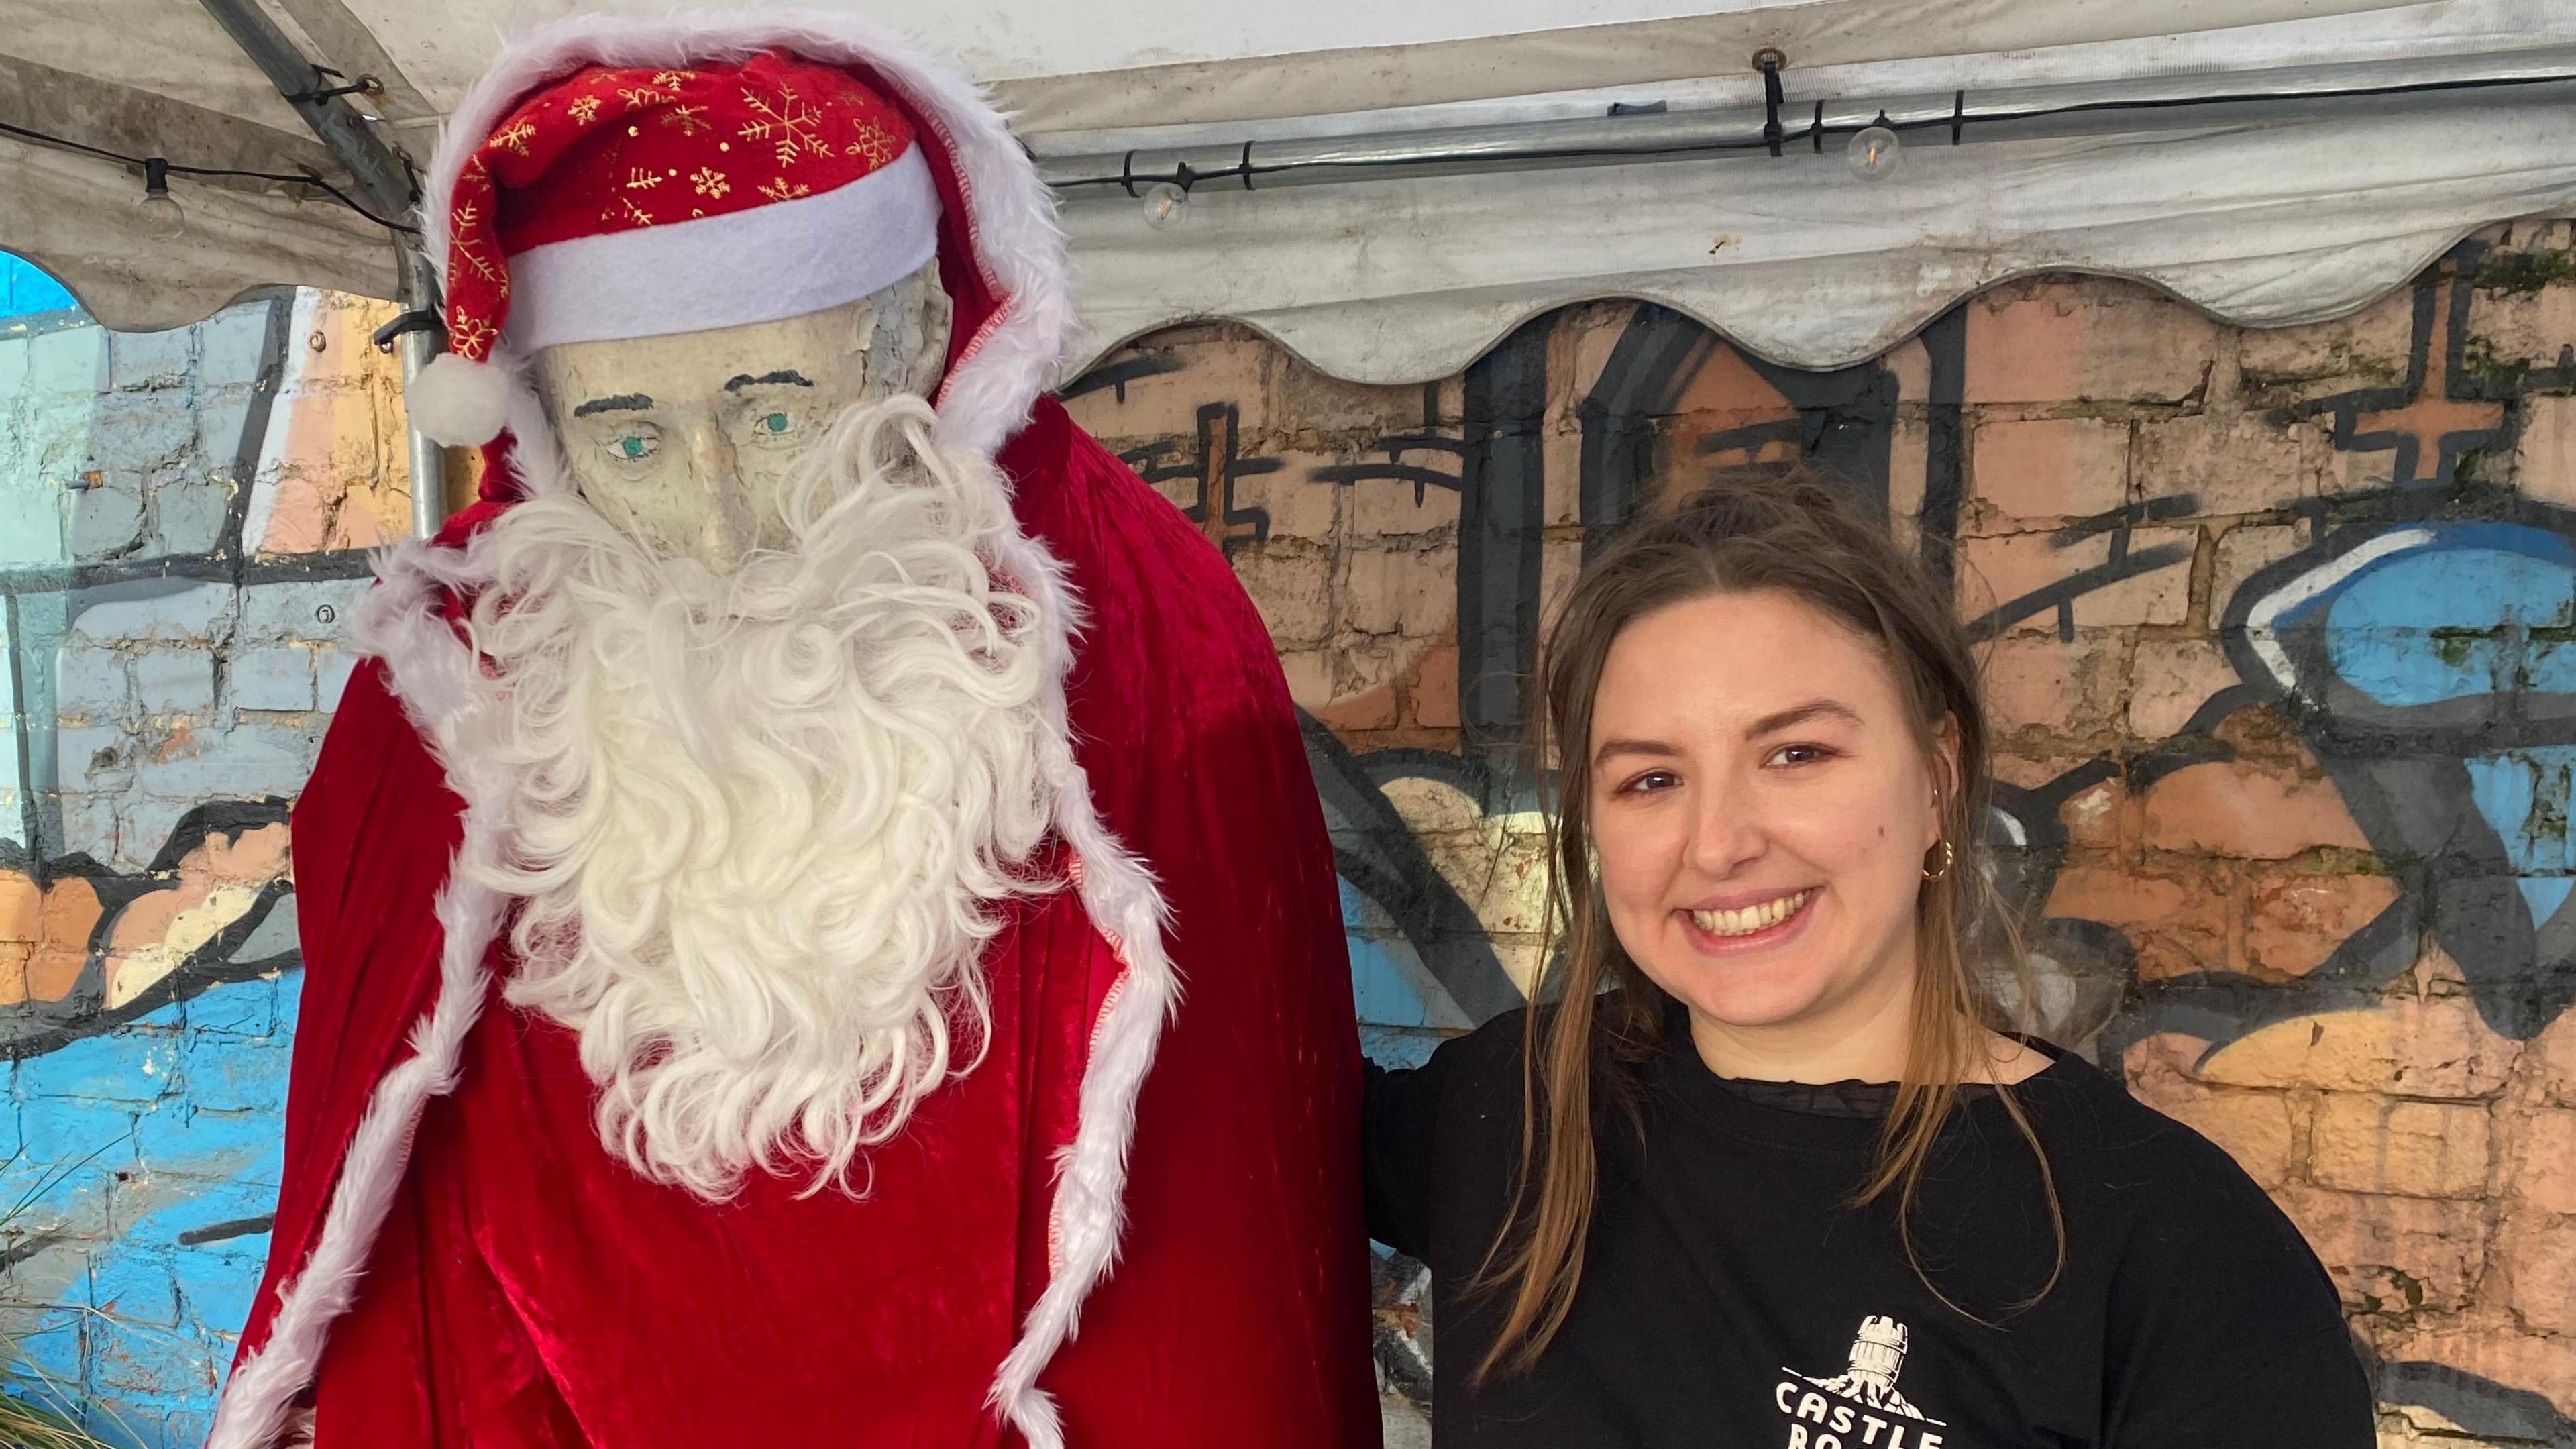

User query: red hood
[212,19,1384,1449]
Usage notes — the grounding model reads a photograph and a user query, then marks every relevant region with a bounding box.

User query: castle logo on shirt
[1772,1316,1951,1448]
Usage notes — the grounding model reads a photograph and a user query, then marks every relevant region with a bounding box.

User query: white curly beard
[458,396,1056,1200]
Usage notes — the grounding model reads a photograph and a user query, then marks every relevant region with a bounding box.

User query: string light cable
[0,116,418,233]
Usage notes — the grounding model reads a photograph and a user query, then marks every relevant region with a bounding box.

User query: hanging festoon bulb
[136,157,186,238]
[1141,180,1190,230]
[1847,122,1902,182]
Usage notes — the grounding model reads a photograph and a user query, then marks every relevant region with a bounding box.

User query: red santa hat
[405,49,944,448]
[390,11,1081,514]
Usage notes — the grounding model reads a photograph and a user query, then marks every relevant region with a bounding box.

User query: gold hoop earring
[1922,839,1955,881]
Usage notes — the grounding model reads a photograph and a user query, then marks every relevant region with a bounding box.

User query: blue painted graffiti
[3,975,292,1447]
[2217,513,2576,1039]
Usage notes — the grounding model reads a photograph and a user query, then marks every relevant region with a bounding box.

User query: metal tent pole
[196,0,447,537]
[394,246,447,540]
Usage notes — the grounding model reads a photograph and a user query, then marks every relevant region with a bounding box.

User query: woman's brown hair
[1473,464,2064,1382]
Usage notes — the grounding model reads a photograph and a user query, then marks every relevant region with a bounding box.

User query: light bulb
[1141,181,1189,230]
[136,158,186,239]
[1847,125,1901,182]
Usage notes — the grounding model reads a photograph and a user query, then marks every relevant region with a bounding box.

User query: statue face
[533,258,953,572]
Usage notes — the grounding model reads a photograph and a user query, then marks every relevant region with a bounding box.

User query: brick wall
[1,263,397,1444]
[1064,221,2576,1447]
[7,219,2576,1446]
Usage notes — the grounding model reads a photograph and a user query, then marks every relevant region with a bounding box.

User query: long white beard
[460,396,1056,1199]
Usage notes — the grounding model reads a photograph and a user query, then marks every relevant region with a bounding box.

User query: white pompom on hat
[405,350,521,448]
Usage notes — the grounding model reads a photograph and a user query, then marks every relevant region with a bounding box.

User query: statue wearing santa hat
[211,14,1377,1448]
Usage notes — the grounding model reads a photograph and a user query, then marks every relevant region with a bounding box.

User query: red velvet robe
[240,400,1379,1446]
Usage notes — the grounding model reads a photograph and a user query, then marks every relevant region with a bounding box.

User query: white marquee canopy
[5,0,2575,381]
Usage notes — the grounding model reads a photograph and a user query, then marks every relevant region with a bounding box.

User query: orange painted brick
[257,475,336,557]
[1981,630,2123,739]
[2509,393,2576,511]
[28,876,99,1004]
[1232,547,1334,646]
[2129,1075,2297,1189]
[1961,279,2219,405]
[2273,1183,2489,1314]
[1309,682,1398,733]
[2045,863,2230,980]
[1275,649,1332,712]
[2195,984,2522,1098]
[1340,545,1456,639]
[2140,758,2369,859]
[1968,416,2127,523]
[2511,1109,2576,1215]
[1409,643,1460,731]
[2056,777,2128,850]
[2246,869,2402,977]
[2538,1002,2576,1109]
[1957,528,2193,633]
[2498,1212,2576,1336]
[2310,1095,2493,1199]
[2125,637,2243,741]
[2132,410,2322,517]
[2236,282,2416,400]
[2210,523,2306,616]
[2045,864,2191,928]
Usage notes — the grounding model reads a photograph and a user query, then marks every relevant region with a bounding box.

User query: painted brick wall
[6,219,2576,1447]
[2,262,399,1444]
[1059,222,2576,1448]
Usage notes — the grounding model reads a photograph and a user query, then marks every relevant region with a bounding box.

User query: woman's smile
[1679,887,1817,949]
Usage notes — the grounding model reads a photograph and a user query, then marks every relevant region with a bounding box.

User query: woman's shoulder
[2014,1045,2324,1261]
[2006,1050,2369,1436]
[1360,1006,1552,1261]
[1371,1004,1542,1110]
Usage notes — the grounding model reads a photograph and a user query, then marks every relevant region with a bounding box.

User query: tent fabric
[976,0,2443,135]
[0,131,394,334]
[3,0,2573,372]
[342,0,2437,121]
[1059,89,2576,380]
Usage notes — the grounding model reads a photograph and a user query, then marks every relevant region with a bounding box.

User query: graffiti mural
[0,252,396,1446]
[10,215,2576,1445]
[1064,223,2576,1445]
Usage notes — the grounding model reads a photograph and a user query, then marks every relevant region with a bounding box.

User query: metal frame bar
[196,0,446,539]
[1043,46,2576,197]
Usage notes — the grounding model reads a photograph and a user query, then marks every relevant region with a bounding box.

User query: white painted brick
[229,647,314,712]
[237,578,370,645]
[69,582,232,644]
[133,650,215,718]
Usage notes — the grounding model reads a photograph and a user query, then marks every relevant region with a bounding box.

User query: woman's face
[1586,588,1949,1042]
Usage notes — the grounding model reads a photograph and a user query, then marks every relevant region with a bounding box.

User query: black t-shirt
[1363,1008,2375,1448]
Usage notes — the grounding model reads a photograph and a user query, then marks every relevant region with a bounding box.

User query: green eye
[760,411,791,435]
[607,432,657,462]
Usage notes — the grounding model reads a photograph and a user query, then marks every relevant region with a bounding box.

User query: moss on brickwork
[2472,248,2576,296]
[2459,333,2532,390]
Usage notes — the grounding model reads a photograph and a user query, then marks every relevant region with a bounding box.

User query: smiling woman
[1359,468,2378,1448]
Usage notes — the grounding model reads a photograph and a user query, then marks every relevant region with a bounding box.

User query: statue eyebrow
[572,393,655,417]
[724,370,814,391]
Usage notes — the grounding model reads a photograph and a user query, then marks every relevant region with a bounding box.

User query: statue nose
[686,417,750,572]
[686,417,739,498]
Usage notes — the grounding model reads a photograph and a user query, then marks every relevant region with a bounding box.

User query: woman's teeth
[1689,890,1812,938]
